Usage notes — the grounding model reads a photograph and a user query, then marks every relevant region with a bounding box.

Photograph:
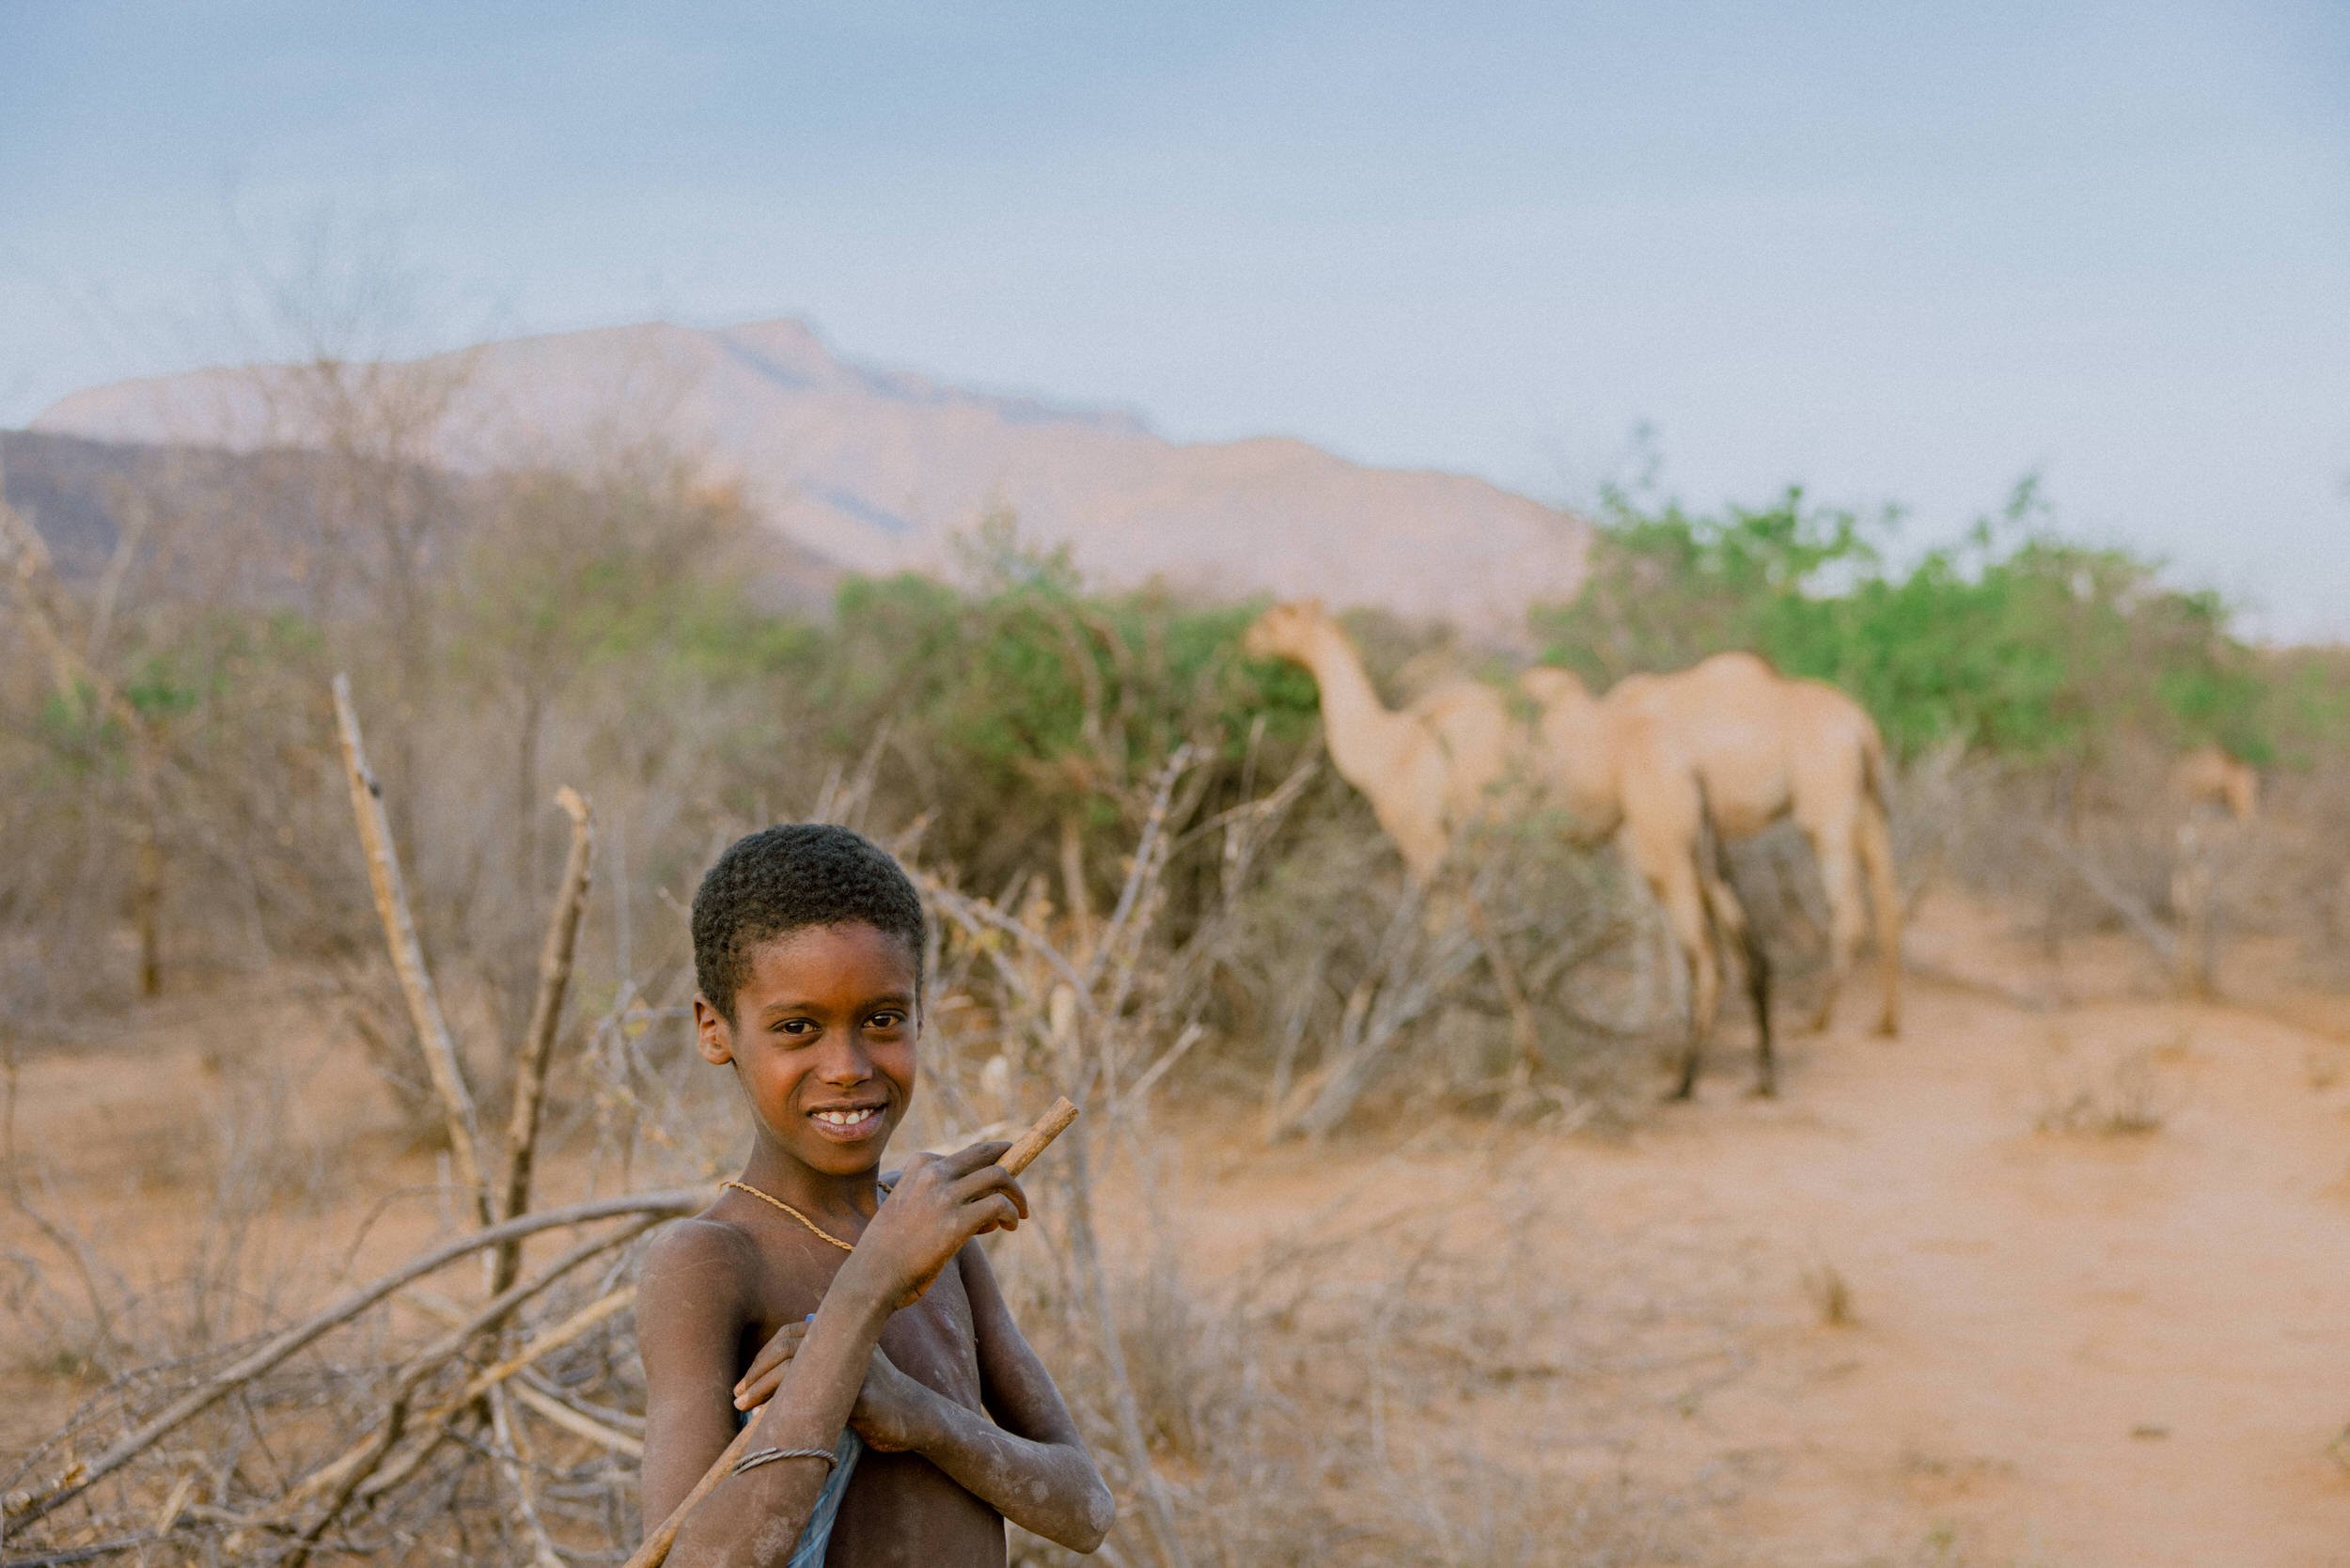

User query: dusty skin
[5,896,2349,1565]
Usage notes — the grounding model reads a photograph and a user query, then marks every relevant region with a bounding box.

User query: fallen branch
[509,1380,643,1457]
[266,1283,640,1520]
[282,1217,666,1567]
[9,1188,704,1529]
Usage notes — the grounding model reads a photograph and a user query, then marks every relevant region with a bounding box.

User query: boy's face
[694,921,919,1177]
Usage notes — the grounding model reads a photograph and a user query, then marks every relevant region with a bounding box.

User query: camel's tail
[1857,729,1902,1035]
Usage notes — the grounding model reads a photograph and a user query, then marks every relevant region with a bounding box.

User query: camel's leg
[1806,813,1866,1034]
[1700,850,1775,1097]
[1650,860,1721,1101]
[1856,790,1902,1035]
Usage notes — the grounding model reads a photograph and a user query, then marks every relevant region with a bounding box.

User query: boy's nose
[811,1036,871,1082]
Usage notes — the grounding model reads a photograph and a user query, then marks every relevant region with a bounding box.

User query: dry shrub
[2031,1038,2170,1137]
[1800,1259,1856,1328]
[1185,783,1652,1139]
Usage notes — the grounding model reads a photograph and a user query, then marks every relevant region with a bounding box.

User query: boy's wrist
[825,1251,906,1325]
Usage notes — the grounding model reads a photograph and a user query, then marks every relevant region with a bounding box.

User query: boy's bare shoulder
[637,1209,761,1319]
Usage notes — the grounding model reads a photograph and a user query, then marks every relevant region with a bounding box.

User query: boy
[637,823,1114,1567]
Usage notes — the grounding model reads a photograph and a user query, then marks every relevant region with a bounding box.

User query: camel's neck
[1541,693,1621,833]
[1295,626,1411,788]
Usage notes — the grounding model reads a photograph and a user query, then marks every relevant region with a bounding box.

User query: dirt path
[1170,904,2350,1565]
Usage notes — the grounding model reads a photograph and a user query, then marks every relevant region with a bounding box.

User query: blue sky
[6,0,2347,637]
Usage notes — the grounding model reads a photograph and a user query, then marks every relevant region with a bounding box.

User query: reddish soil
[7,893,2348,1565]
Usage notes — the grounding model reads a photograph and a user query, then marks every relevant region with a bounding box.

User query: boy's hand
[731,1326,935,1452]
[733,1317,810,1412]
[839,1141,1029,1314]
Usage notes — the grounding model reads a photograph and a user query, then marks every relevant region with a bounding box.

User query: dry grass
[1801,1259,1857,1328]
[2031,1041,2170,1137]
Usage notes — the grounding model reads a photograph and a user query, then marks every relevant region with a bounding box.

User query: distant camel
[1241,600,1515,882]
[1521,652,1901,1098]
[2170,745,2259,823]
[2165,745,2258,996]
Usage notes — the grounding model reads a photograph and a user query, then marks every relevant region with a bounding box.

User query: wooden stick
[509,1379,644,1457]
[999,1097,1079,1176]
[625,1099,1080,1568]
[283,1220,668,1568]
[332,673,490,1220]
[266,1286,640,1518]
[495,784,597,1292]
[12,1189,705,1529]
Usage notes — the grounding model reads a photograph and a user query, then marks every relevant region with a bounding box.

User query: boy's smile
[695,921,920,1180]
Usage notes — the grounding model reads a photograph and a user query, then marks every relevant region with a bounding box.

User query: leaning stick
[333,673,490,1220]
[495,785,597,1292]
[626,1099,1080,1568]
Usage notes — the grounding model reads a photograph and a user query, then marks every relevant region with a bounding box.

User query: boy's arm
[645,1144,1028,1568]
[938,1238,1116,1551]
[636,1218,756,1525]
[736,1241,1114,1552]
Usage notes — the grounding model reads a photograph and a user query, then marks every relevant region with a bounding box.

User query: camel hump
[1693,650,1778,682]
[1518,666,1590,705]
[1412,680,1512,752]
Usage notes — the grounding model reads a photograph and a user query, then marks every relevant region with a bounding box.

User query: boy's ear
[693,995,736,1066]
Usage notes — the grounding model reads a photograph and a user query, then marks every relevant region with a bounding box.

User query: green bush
[1531,481,2272,763]
[786,519,1323,886]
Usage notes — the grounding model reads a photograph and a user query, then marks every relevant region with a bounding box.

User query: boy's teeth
[815,1108,874,1125]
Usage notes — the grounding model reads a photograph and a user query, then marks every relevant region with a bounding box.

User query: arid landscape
[8,877,2350,1564]
[6,313,2349,1564]
[8,14,2349,1557]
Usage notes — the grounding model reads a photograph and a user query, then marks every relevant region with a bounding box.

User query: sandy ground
[1163,896,2350,1566]
[6,895,2348,1565]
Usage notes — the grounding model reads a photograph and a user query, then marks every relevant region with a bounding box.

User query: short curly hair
[691,823,926,1023]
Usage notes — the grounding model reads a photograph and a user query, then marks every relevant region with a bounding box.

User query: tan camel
[2170,745,2259,823]
[1520,652,1901,1097]
[2165,745,2258,996]
[1242,600,1517,882]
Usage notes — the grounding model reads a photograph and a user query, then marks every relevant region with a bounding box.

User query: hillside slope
[35,320,1589,629]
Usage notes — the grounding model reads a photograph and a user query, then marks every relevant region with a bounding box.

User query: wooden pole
[624,1099,1080,1568]
[494,785,597,1292]
[332,672,490,1219]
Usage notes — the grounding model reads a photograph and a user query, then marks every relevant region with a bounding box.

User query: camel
[1243,602,1555,1095]
[2170,745,2259,823]
[1519,652,1902,1098]
[2165,745,2258,996]
[1241,600,1517,883]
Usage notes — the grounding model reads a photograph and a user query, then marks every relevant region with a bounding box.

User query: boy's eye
[868,1011,905,1030]
[776,1018,816,1038]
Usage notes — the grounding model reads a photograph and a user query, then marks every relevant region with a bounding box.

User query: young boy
[637,823,1114,1567]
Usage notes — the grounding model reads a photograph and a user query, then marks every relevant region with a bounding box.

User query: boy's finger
[930,1140,1014,1179]
[733,1325,807,1389]
[734,1368,784,1409]
[945,1165,1028,1217]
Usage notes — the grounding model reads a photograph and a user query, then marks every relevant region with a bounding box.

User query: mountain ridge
[35,317,1590,632]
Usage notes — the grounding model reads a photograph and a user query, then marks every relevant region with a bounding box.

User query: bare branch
[495,785,597,1294]
[8,1188,703,1529]
[331,672,489,1217]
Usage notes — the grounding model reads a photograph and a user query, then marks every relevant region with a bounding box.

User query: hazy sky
[6,1,2347,637]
